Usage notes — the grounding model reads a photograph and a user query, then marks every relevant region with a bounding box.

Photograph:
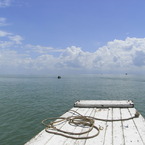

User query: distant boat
[57,76,61,79]
[125,73,128,75]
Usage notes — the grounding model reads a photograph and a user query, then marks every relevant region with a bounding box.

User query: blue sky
[1,0,145,74]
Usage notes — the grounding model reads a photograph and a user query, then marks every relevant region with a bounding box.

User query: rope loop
[42,110,139,139]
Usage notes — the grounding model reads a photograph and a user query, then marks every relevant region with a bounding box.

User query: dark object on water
[125,73,128,75]
[58,76,61,79]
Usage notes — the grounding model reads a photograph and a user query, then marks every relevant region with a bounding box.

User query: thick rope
[42,110,140,139]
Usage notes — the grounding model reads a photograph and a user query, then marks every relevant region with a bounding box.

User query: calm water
[0,74,145,145]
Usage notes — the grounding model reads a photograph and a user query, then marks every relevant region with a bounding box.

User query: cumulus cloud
[133,51,145,66]
[58,46,95,69]
[55,37,145,73]
[94,37,145,72]
[1,36,145,74]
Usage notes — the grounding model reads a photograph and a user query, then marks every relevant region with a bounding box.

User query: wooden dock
[25,100,145,145]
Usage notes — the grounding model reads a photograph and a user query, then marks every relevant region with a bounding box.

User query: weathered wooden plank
[74,100,134,108]
[25,100,145,145]
[85,108,109,145]
[121,108,144,145]
[128,108,145,144]
[25,107,78,145]
[75,108,96,145]
[64,108,95,145]
[45,108,89,145]
[103,108,113,145]
[113,108,125,145]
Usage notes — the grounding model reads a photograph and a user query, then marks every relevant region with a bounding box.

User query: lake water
[0,74,145,145]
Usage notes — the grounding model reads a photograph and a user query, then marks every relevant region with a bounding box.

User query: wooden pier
[25,100,145,145]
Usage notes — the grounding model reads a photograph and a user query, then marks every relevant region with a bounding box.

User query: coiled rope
[42,110,140,139]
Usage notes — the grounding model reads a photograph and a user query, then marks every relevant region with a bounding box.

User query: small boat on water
[25,100,145,145]
[57,76,61,79]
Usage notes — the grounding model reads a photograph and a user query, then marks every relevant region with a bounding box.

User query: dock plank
[74,100,134,108]
[45,108,89,145]
[85,108,109,145]
[128,108,145,144]
[25,108,78,145]
[64,108,94,145]
[121,108,144,145]
[25,100,145,145]
[103,108,113,145]
[72,108,96,145]
[113,108,125,145]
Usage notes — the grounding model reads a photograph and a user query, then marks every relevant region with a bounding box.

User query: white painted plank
[128,108,145,144]
[85,108,109,145]
[121,108,144,145]
[103,108,113,145]
[25,100,145,145]
[63,108,93,145]
[74,100,134,108]
[112,108,125,145]
[25,107,78,145]
[45,108,89,145]
[24,130,48,145]
[72,108,96,145]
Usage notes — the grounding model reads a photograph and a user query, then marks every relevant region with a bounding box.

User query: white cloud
[58,46,95,69]
[0,0,27,8]
[26,44,54,53]
[0,30,11,37]
[0,49,25,75]
[0,17,8,26]
[0,41,13,48]
[0,0,11,7]
[8,35,23,44]
[0,30,23,48]
[1,36,145,74]
[56,38,145,73]
[25,44,64,54]
[133,51,145,66]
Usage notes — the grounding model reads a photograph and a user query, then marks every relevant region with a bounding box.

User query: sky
[0,0,145,75]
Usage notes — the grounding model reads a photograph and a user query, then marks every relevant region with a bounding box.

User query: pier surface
[25,100,145,145]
